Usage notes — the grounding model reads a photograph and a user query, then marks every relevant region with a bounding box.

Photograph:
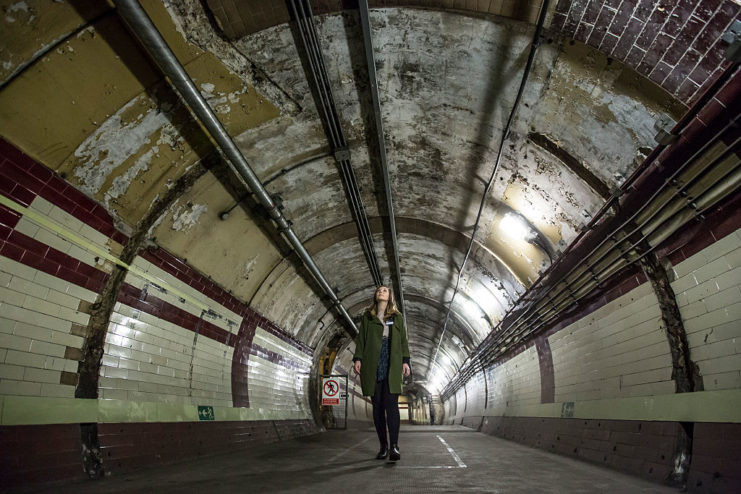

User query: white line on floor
[437,434,467,468]
[328,436,372,462]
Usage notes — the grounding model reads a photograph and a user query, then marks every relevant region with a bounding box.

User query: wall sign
[322,377,340,405]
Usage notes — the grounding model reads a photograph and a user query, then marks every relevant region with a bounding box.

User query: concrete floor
[29,426,678,493]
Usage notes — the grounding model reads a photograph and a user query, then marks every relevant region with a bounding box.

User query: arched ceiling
[1,0,732,393]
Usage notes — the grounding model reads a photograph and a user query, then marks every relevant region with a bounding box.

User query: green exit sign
[198,405,215,421]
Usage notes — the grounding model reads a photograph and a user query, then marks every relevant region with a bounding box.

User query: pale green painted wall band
[2,390,740,426]
[0,395,310,425]
[454,389,741,424]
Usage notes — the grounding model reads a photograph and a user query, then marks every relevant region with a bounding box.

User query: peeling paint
[171,203,208,232]
[243,257,257,280]
[72,97,172,195]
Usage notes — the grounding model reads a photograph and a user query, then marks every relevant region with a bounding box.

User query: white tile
[0,272,11,288]
[47,206,84,233]
[28,339,65,358]
[66,245,97,267]
[716,266,741,291]
[29,196,53,215]
[50,332,84,348]
[65,283,98,303]
[40,383,75,398]
[671,272,699,293]
[14,322,53,342]
[101,388,129,401]
[24,367,61,384]
[701,230,740,263]
[33,228,73,255]
[701,370,741,390]
[697,354,741,374]
[0,286,27,307]
[724,246,741,269]
[44,357,79,373]
[32,270,71,294]
[13,217,40,238]
[0,333,33,352]
[0,363,25,380]
[0,258,36,281]
[79,223,112,248]
[46,290,80,310]
[691,339,737,362]
[4,349,46,368]
[672,249,709,278]
[1,303,71,331]
[9,276,50,300]
[694,256,734,285]
[0,379,42,396]
[21,295,61,319]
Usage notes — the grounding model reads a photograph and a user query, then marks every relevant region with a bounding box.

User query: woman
[353,285,411,461]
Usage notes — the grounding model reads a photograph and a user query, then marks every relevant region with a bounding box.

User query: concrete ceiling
[0,0,732,393]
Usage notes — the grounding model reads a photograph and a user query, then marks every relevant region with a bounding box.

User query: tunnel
[0,0,740,492]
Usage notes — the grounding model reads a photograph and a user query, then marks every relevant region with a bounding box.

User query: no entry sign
[322,377,340,405]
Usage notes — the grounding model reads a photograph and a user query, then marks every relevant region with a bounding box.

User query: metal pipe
[357,0,407,314]
[502,61,740,330]
[473,115,740,365]
[114,0,358,337]
[442,128,740,397]
[287,0,384,288]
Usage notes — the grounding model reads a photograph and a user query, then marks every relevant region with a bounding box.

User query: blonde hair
[366,285,400,318]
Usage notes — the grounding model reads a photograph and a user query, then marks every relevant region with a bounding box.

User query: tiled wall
[671,229,741,390]
[0,139,320,486]
[552,0,740,102]
[444,227,741,489]
[550,282,674,401]
[486,346,542,410]
[447,228,741,424]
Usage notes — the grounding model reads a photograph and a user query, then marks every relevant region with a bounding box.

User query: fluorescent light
[499,213,533,241]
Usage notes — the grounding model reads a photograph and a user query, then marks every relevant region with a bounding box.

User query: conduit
[287,0,384,288]
[442,71,740,398]
[428,0,551,382]
[357,0,406,313]
[114,0,359,337]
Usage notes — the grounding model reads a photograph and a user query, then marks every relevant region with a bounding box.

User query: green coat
[353,311,410,396]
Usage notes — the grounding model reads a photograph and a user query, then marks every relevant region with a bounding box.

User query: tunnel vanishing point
[0,0,740,492]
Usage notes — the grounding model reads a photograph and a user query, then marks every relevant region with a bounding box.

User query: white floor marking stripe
[328,436,372,462]
[437,434,467,468]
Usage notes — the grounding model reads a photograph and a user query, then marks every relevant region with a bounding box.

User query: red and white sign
[322,378,340,405]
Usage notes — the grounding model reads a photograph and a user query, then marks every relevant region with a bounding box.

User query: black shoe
[389,444,400,461]
[376,445,388,459]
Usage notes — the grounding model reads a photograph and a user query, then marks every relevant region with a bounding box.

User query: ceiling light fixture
[499,212,534,242]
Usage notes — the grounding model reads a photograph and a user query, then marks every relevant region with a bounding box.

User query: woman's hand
[402,363,410,377]
[353,360,361,375]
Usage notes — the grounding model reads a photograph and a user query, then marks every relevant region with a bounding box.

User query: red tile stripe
[553,0,740,104]
[0,138,123,240]
[0,137,311,357]
[0,226,237,347]
[141,247,313,356]
[116,283,236,347]
[0,227,108,293]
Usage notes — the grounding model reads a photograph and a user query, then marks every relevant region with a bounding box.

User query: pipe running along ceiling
[0,0,736,398]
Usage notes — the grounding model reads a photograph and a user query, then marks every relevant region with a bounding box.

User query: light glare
[499,213,533,241]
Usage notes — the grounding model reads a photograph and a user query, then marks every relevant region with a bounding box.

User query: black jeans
[371,378,400,446]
